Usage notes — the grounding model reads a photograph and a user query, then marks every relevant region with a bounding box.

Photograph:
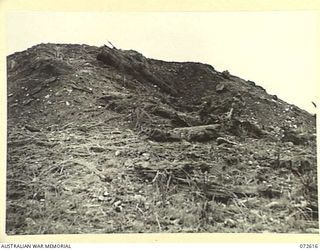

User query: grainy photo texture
[6,12,318,234]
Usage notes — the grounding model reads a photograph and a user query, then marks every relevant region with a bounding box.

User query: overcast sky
[6,11,319,113]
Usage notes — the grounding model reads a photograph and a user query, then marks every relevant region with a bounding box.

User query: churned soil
[6,43,317,234]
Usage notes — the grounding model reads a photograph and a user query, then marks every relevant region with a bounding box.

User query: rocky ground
[6,43,318,234]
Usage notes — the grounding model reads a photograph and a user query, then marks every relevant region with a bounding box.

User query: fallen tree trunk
[172,124,221,142]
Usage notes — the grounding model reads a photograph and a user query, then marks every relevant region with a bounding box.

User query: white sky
[6,11,319,113]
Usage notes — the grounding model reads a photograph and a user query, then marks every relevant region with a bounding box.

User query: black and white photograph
[5,11,318,235]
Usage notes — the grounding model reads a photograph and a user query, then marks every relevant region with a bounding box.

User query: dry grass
[6,123,318,234]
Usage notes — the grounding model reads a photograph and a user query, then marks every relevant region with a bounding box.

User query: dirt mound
[6,43,317,234]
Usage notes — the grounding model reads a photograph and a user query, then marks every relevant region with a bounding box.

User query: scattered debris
[24,125,41,132]
[215,82,226,92]
[216,137,237,145]
[6,43,317,234]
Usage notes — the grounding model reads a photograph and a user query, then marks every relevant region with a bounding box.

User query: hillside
[6,43,318,234]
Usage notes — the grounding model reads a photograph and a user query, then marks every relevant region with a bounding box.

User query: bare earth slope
[6,43,317,234]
